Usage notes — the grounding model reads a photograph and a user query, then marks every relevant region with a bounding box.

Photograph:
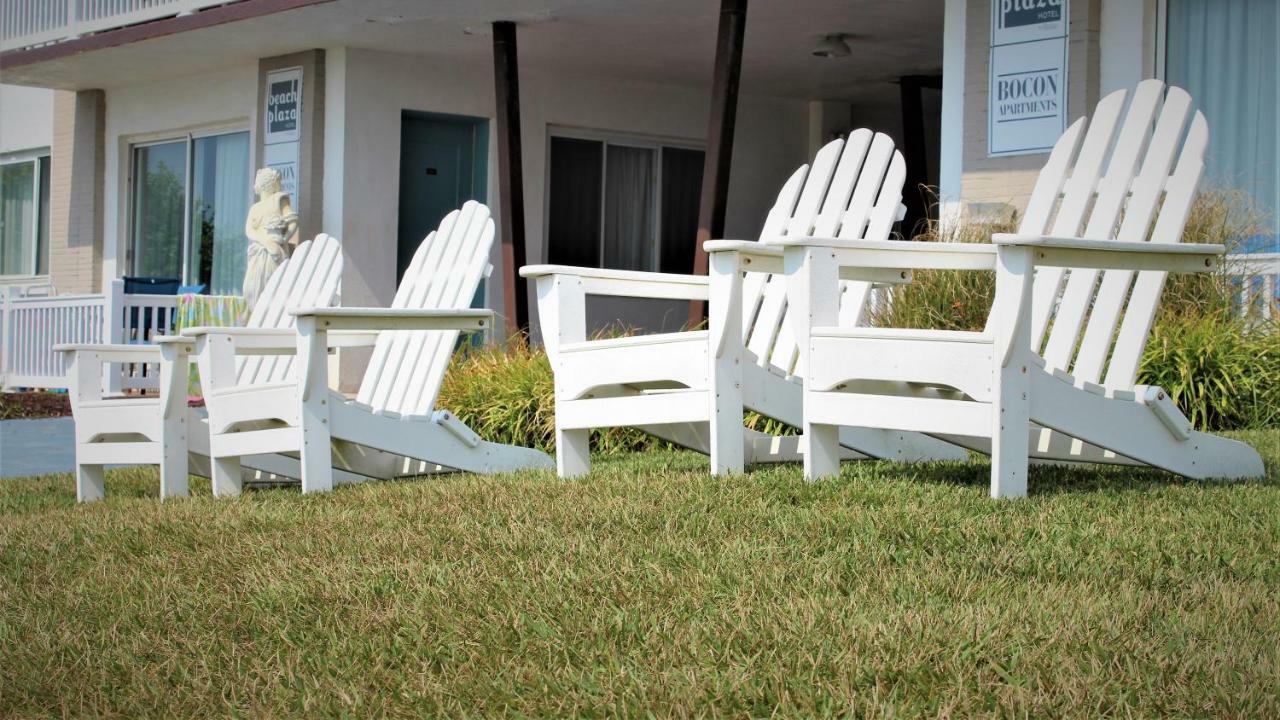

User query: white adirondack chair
[193,201,553,495]
[522,131,968,478]
[59,234,349,502]
[784,80,1265,498]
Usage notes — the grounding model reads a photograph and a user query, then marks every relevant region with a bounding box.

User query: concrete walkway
[0,417,80,478]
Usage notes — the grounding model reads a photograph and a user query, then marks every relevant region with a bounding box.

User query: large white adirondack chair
[785,81,1265,498]
[522,131,967,478]
[193,201,553,495]
[59,234,348,502]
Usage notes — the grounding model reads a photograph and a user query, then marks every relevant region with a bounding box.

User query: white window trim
[0,147,51,280]
[126,127,249,287]
[544,126,704,272]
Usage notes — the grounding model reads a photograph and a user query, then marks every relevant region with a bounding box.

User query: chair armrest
[53,343,171,362]
[702,240,786,273]
[520,264,708,301]
[291,307,493,332]
[994,234,1224,273]
[774,236,998,274]
[185,326,378,354]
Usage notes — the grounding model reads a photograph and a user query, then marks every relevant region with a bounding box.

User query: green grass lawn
[2,431,1278,717]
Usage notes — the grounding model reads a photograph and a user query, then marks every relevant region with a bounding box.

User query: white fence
[0,279,178,391]
[1231,252,1279,322]
[1,0,230,52]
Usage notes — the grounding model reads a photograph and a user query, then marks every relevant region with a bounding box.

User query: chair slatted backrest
[1010,80,1207,390]
[746,131,907,376]
[236,234,343,385]
[356,201,494,417]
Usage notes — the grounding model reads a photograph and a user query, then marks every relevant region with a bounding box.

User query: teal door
[397,112,489,283]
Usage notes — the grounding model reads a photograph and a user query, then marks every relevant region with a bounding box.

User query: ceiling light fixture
[812,33,851,58]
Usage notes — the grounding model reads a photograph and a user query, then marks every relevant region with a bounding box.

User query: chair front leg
[157,341,192,499]
[536,275,591,478]
[786,246,843,481]
[990,245,1035,499]
[297,316,334,494]
[68,350,106,502]
[708,251,745,475]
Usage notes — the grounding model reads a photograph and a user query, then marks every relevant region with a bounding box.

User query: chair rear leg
[804,422,841,481]
[557,428,590,478]
[211,455,242,497]
[991,362,1030,498]
[159,437,189,500]
[77,464,106,503]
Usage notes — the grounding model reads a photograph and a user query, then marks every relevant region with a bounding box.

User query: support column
[493,20,530,336]
[688,0,747,325]
[49,89,105,294]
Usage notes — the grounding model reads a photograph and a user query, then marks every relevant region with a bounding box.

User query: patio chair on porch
[783,80,1264,498]
[59,234,354,502]
[522,131,968,478]
[191,201,552,495]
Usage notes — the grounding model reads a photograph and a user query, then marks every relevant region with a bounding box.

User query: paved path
[0,417,80,478]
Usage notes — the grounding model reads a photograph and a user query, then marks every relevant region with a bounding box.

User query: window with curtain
[547,134,704,272]
[0,154,50,277]
[131,130,251,290]
[1166,0,1279,252]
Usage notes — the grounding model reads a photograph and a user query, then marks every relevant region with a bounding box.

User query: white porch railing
[1229,252,1279,322]
[1,0,232,52]
[0,279,178,391]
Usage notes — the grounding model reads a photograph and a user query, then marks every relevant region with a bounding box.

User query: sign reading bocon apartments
[989,0,1068,156]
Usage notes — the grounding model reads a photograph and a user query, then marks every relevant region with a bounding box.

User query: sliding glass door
[130,130,251,291]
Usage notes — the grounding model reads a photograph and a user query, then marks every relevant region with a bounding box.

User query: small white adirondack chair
[59,234,348,502]
[785,80,1265,497]
[522,130,968,478]
[193,201,552,495]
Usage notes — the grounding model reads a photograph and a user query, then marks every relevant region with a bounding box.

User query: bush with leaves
[438,191,1274,451]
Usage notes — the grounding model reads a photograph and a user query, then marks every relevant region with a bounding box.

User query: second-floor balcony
[1,0,236,52]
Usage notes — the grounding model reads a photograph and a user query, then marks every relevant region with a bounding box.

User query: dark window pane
[36,156,50,275]
[659,146,704,273]
[131,141,187,280]
[603,144,656,271]
[547,136,602,267]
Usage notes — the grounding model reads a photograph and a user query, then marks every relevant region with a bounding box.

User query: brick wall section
[961,0,1101,220]
[48,89,105,294]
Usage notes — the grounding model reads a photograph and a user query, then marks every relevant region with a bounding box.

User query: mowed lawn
[2,432,1278,717]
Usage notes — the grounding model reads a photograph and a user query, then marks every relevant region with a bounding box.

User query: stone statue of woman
[241,168,298,309]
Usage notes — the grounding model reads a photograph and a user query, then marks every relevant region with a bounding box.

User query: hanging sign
[263,66,303,212]
[264,67,302,145]
[988,0,1068,156]
[263,142,299,199]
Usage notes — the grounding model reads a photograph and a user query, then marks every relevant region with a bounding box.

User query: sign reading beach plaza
[263,67,302,210]
[265,68,302,144]
[988,0,1068,156]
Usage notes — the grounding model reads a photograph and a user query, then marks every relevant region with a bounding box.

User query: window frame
[126,126,250,288]
[0,148,51,280]
[544,127,704,272]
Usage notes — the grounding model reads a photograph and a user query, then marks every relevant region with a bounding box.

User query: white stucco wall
[0,84,54,155]
[100,63,258,284]
[87,46,809,370]
[329,47,808,344]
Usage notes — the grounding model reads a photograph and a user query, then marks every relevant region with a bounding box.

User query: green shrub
[873,215,1009,331]
[437,193,1274,451]
[875,190,1278,431]
[1140,315,1280,431]
[436,337,666,455]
